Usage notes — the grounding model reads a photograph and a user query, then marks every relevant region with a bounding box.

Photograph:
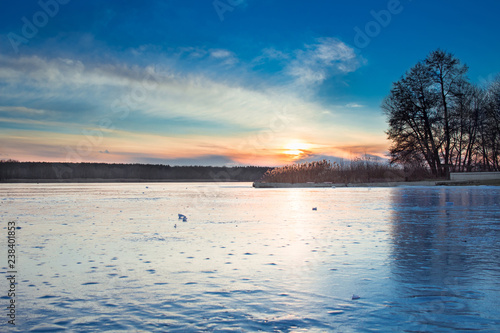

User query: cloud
[209,48,238,65]
[345,103,364,108]
[174,47,238,66]
[295,154,346,164]
[0,48,364,138]
[285,38,362,86]
[136,154,237,166]
[0,106,49,115]
[209,49,232,59]
[295,153,388,166]
[252,47,290,66]
[261,47,290,61]
[0,54,302,131]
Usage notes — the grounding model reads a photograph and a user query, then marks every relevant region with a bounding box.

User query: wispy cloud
[0,106,50,115]
[252,47,290,66]
[345,103,364,108]
[0,54,298,130]
[173,47,238,66]
[285,38,362,86]
[137,154,237,166]
[209,48,238,65]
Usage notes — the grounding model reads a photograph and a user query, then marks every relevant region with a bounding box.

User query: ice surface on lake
[1,183,500,332]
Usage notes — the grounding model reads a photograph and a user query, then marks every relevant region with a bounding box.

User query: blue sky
[1,0,499,166]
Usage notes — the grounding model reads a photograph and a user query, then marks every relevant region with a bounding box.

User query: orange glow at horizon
[1,128,390,167]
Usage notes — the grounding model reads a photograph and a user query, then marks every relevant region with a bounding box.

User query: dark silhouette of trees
[383,49,499,177]
[483,78,500,170]
[0,161,270,182]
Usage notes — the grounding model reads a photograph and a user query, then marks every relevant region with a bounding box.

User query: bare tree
[383,60,443,176]
[450,82,485,171]
[483,76,500,170]
[383,50,477,177]
[425,50,469,176]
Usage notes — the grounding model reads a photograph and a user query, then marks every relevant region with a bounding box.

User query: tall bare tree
[483,76,500,170]
[425,50,469,177]
[450,82,484,171]
[383,50,472,177]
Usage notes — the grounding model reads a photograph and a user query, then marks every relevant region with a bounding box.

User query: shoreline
[1,179,499,187]
[0,178,248,183]
[253,179,500,188]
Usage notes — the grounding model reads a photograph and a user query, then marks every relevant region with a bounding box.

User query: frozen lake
[1,183,500,332]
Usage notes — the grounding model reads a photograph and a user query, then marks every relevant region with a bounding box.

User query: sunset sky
[1,0,499,166]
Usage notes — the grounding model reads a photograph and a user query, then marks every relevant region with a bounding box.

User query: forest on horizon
[0,161,270,182]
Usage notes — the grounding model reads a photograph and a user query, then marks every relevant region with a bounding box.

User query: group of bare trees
[383,49,500,178]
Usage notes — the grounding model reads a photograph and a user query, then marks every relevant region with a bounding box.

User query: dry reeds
[260,158,408,184]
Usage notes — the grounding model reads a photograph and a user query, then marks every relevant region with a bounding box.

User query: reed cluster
[260,159,409,184]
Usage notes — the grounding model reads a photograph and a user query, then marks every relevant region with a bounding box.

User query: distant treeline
[0,161,271,182]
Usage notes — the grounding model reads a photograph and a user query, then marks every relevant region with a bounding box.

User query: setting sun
[283,141,311,159]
